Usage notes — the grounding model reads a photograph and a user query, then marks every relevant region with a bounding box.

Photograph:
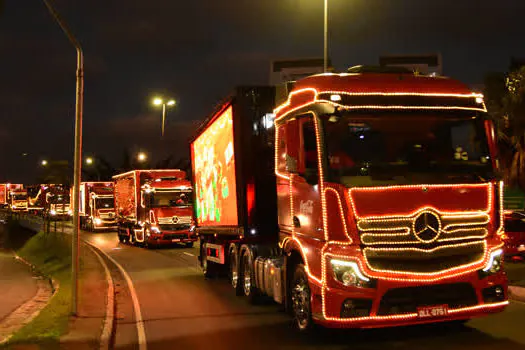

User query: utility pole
[42,0,84,316]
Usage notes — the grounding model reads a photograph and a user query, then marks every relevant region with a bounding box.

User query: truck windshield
[95,197,114,209]
[151,191,192,208]
[322,112,494,186]
[13,194,27,200]
[48,194,70,204]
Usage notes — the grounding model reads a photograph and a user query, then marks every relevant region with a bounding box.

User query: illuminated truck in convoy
[0,183,27,210]
[191,67,508,330]
[78,182,116,231]
[28,184,71,219]
[9,188,28,212]
[113,170,196,248]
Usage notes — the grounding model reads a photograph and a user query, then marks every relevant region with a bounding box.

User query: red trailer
[192,68,507,330]
[0,184,23,208]
[78,182,116,231]
[113,170,196,248]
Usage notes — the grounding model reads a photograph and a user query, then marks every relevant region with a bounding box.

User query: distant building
[270,58,332,85]
[379,53,442,76]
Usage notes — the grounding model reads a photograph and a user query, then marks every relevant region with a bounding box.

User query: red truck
[192,68,508,330]
[28,184,71,220]
[0,184,23,208]
[113,170,196,248]
[78,182,116,231]
[9,188,28,212]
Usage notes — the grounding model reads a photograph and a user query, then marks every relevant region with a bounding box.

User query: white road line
[183,252,194,257]
[87,245,115,350]
[87,243,147,350]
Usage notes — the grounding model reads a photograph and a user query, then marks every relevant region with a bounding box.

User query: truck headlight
[50,210,57,216]
[330,259,374,288]
[482,249,503,275]
[150,226,161,234]
[94,218,102,225]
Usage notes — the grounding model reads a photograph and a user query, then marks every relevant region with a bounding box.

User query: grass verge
[5,230,72,347]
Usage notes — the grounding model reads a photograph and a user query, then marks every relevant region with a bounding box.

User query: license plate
[171,239,180,242]
[417,305,448,318]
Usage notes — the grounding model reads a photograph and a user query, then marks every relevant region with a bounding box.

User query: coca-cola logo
[300,200,314,215]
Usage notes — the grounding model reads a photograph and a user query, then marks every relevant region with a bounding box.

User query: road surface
[82,229,525,350]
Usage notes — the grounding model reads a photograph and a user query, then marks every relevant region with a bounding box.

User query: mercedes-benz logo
[413,211,441,243]
[172,216,179,224]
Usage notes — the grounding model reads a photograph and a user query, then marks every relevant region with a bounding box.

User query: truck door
[293,115,323,240]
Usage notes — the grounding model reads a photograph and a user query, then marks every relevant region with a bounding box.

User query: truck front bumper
[310,270,507,328]
[308,241,508,328]
[147,230,198,245]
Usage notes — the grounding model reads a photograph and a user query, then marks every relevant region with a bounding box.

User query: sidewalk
[0,251,38,329]
[59,242,112,349]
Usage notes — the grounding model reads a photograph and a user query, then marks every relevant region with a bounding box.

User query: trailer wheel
[200,241,217,279]
[241,249,260,303]
[228,245,243,296]
[128,228,135,245]
[291,264,313,331]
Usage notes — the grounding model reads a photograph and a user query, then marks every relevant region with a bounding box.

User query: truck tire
[291,264,314,331]
[228,245,243,296]
[128,228,135,245]
[240,249,260,304]
[200,241,217,279]
[185,242,194,248]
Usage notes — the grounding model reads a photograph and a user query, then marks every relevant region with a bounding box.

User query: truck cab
[114,170,197,248]
[9,189,28,212]
[79,182,116,231]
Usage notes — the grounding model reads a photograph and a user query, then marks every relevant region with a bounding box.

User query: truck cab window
[302,119,318,171]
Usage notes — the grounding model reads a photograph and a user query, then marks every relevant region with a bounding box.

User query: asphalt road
[83,229,525,350]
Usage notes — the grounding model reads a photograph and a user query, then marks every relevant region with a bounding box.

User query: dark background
[1,0,524,183]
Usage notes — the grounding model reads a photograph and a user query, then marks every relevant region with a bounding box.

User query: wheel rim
[230,251,238,288]
[243,254,251,296]
[291,275,311,329]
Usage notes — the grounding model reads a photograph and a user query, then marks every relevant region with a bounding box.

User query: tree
[484,67,525,189]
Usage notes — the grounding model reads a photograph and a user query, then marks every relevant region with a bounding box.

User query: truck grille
[376,283,478,316]
[358,211,488,274]
[157,216,191,225]
[159,224,191,231]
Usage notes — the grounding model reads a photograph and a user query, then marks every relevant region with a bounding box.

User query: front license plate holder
[417,305,448,318]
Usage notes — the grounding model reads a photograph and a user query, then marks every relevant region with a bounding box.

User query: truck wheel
[128,228,135,245]
[291,264,314,331]
[185,242,194,248]
[200,241,217,279]
[229,245,243,296]
[241,250,260,303]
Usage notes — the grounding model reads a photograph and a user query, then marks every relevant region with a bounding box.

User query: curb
[0,254,58,345]
[509,285,525,303]
[86,244,115,350]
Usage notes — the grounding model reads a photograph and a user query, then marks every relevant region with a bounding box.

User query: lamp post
[137,152,147,163]
[323,0,328,72]
[153,97,176,137]
[42,0,84,316]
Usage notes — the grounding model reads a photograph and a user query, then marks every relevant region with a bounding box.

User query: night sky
[1,0,524,183]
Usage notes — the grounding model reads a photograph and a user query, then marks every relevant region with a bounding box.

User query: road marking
[183,252,194,257]
[87,245,115,350]
[86,243,147,350]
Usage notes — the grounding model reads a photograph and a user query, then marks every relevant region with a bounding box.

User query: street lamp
[323,0,328,72]
[137,152,147,162]
[85,157,93,165]
[41,0,84,316]
[41,160,48,166]
[152,97,176,137]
